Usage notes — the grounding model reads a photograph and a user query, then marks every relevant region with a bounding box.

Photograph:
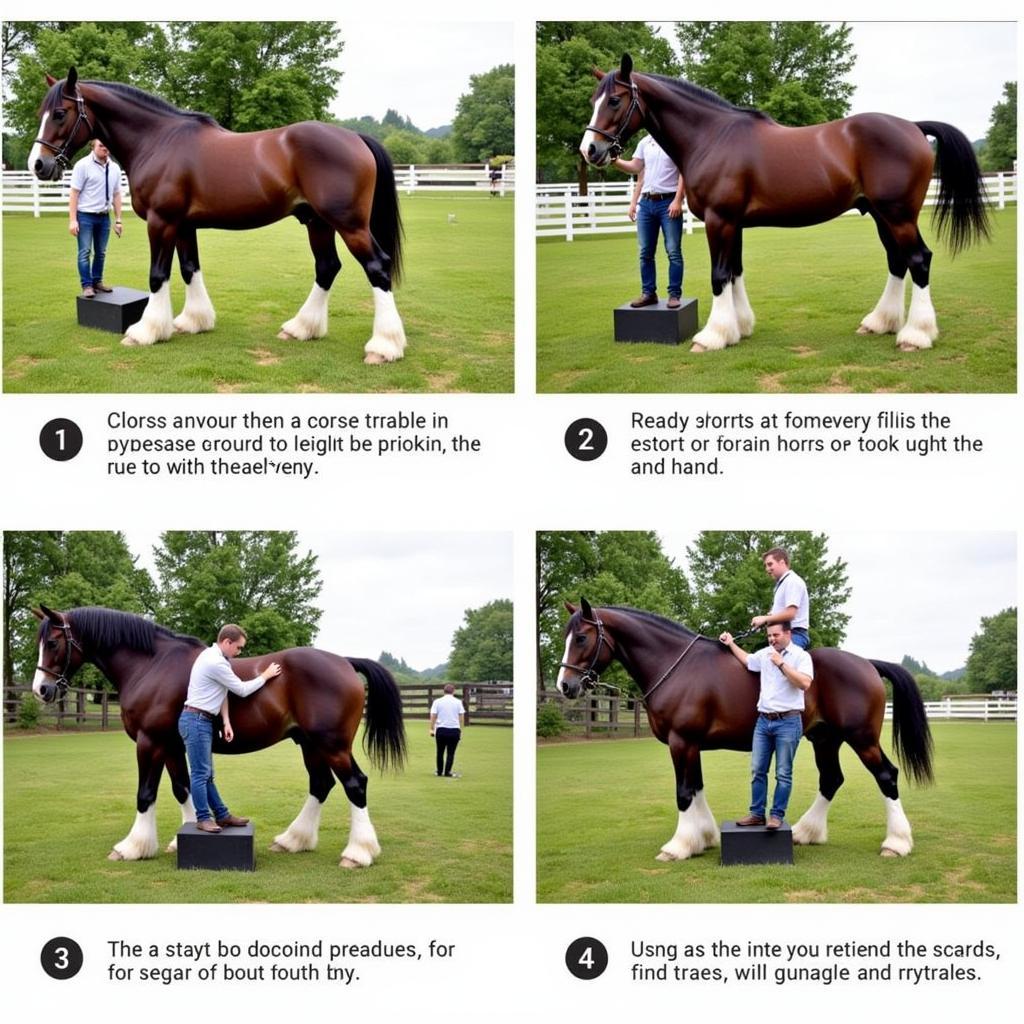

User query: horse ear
[564,601,578,615]
[46,74,57,87]
[620,53,634,81]
[31,607,46,621]
[67,67,78,90]
[580,596,594,619]
[591,66,606,82]
[38,603,61,623]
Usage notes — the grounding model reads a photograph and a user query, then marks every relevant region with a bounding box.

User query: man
[429,683,465,778]
[720,623,813,829]
[751,547,811,649]
[612,135,685,308]
[178,624,282,833]
[68,139,124,297]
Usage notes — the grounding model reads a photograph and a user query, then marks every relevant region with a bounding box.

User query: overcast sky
[657,532,1016,674]
[665,21,1015,141]
[123,531,512,669]
[330,22,513,130]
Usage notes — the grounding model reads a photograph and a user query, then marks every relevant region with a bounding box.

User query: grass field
[537,722,1015,903]
[4,724,511,903]
[3,192,512,393]
[536,208,1016,393]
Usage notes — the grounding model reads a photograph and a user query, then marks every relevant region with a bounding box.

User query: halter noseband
[559,611,615,691]
[585,77,642,158]
[34,91,93,173]
[36,620,82,699]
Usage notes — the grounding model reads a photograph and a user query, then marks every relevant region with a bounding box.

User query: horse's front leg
[163,737,196,854]
[110,733,164,861]
[656,735,719,861]
[172,225,216,334]
[122,216,177,346]
[691,212,742,352]
[731,225,756,337]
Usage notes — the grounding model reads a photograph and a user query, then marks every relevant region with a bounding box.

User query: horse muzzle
[33,156,62,182]
[36,681,60,703]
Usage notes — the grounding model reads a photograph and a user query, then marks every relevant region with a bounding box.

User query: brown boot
[94,282,113,293]
[766,816,783,830]
[735,814,766,827]
[81,286,95,298]
[216,814,250,827]
[195,819,222,833]
[629,293,658,308]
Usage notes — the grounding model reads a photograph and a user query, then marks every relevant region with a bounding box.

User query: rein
[585,77,642,158]
[34,91,93,173]
[36,619,82,699]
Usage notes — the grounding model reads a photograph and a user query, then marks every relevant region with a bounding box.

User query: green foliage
[451,63,515,162]
[963,607,1017,693]
[536,22,679,182]
[447,599,513,682]
[536,701,570,738]
[674,21,855,125]
[17,693,41,729]
[982,81,1016,171]
[687,531,850,649]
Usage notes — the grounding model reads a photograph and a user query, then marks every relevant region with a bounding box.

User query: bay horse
[580,54,990,353]
[29,67,407,363]
[31,605,406,867]
[556,600,933,861]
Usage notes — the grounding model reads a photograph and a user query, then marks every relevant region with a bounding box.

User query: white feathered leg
[173,270,216,334]
[363,287,407,364]
[122,281,174,346]
[880,797,914,857]
[110,806,159,861]
[271,795,323,853]
[340,805,381,868]
[792,793,832,845]
[858,273,906,336]
[165,794,197,853]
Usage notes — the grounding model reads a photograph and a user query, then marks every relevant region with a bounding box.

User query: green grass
[4,724,511,903]
[3,192,512,393]
[537,208,1016,392]
[537,722,1015,903]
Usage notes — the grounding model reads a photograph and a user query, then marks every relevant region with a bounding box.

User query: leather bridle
[34,91,93,173]
[36,619,82,699]
[585,77,643,159]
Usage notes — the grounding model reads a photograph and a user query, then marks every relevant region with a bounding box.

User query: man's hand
[262,662,283,681]
[223,722,234,743]
[69,221,80,237]
[668,199,683,218]
[628,203,638,223]
[719,631,734,645]
[770,651,785,668]
[751,615,769,628]
[113,222,123,238]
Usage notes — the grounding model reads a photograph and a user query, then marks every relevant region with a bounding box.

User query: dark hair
[443,683,456,694]
[767,621,793,634]
[218,624,247,643]
[762,547,790,565]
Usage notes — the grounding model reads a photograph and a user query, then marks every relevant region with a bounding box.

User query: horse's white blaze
[692,283,740,351]
[340,805,381,867]
[272,795,323,853]
[166,794,198,853]
[859,273,906,335]
[280,283,330,340]
[579,95,605,161]
[122,281,174,346]
[732,274,756,337]
[896,283,939,350]
[880,797,913,856]
[173,270,216,334]
[364,288,407,363]
[657,797,714,861]
[111,806,159,861]
[31,641,49,697]
[555,634,574,694]
[792,793,831,845]
[27,113,49,172]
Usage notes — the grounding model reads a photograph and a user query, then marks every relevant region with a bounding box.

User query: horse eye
[575,634,586,645]
[46,639,58,649]
[609,96,621,109]
[53,109,66,122]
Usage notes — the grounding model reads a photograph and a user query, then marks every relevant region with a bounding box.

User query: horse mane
[39,606,204,655]
[637,72,774,122]
[44,78,220,127]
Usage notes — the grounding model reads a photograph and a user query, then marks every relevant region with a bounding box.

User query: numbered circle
[565,936,608,980]
[40,936,84,980]
[564,418,608,462]
[39,419,84,462]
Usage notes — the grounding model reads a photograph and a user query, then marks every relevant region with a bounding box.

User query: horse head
[31,605,86,702]
[30,67,95,180]
[556,598,617,698]
[579,53,645,167]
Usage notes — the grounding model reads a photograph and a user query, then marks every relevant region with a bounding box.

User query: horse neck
[638,76,732,175]
[603,609,698,695]
[81,84,171,175]
[80,630,169,695]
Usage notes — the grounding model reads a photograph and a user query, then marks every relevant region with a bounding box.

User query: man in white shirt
[429,684,466,779]
[178,624,282,832]
[719,623,813,829]
[68,139,125,298]
[751,547,811,649]
[612,135,686,308]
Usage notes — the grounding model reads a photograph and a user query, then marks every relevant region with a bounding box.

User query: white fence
[536,172,1017,241]
[885,696,1017,721]
[2,163,514,216]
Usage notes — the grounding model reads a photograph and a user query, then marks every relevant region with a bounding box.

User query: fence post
[500,164,506,199]
[462,685,470,726]
[102,690,109,729]
[998,172,1006,210]
[564,193,574,242]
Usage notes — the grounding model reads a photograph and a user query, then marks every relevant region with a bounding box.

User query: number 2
[577,428,594,451]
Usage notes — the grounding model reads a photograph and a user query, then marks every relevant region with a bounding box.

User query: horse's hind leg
[657,736,718,861]
[278,212,340,341]
[731,226,756,337]
[691,213,742,352]
[110,733,164,861]
[332,752,382,868]
[792,725,843,845]
[895,226,937,351]
[163,739,196,853]
[271,741,335,853]
[172,226,216,334]
[858,210,908,337]
[853,740,913,856]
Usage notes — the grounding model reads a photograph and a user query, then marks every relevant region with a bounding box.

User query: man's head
[766,623,791,651]
[91,139,110,162]
[762,547,791,580]
[217,624,247,657]
[443,683,456,695]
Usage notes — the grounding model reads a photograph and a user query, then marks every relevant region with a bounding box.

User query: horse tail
[869,660,934,784]
[358,133,404,284]
[349,657,407,773]
[915,120,991,256]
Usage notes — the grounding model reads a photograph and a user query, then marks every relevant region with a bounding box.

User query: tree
[686,532,850,649]
[674,22,855,125]
[381,129,425,165]
[153,531,322,652]
[447,599,513,682]
[451,63,514,162]
[536,22,679,185]
[963,607,1016,693]
[983,81,1016,171]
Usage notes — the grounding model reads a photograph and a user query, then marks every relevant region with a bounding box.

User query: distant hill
[424,125,452,139]
[378,650,449,683]
[902,654,965,682]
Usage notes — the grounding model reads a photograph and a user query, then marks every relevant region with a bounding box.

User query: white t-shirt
[70,154,123,214]
[634,135,682,196]
[746,644,814,713]
[430,693,465,729]
[185,643,266,713]
[771,570,809,630]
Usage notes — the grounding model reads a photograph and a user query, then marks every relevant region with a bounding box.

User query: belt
[642,192,673,201]
[183,705,216,720]
[759,710,802,721]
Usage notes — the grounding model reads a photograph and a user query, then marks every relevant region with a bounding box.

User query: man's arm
[612,156,643,176]
[768,650,813,691]
[752,606,797,628]
[208,657,282,698]
[429,711,437,736]
[718,632,751,668]
[668,171,685,218]
[220,694,234,742]
[113,187,123,237]
[69,188,80,237]
[628,166,645,222]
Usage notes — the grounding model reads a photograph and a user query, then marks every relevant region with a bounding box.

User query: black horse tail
[358,133,405,285]
[870,660,934,785]
[350,657,407,773]
[915,120,991,256]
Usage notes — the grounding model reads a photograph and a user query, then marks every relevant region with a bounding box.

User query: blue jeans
[178,710,229,822]
[791,631,810,650]
[636,196,683,298]
[750,713,803,820]
[76,210,111,288]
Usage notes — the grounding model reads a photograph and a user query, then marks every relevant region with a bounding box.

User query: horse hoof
[689,343,707,354]
[879,847,900,858]
[655,851,677,862]
[121,335,140,347]
[897,342,919,353]
[363,352,387,365]
[276,330,296,341]
[339,856,363,869]
[108,850,125,861]
[855,325,874,335]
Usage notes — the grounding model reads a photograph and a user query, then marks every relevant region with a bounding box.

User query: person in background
[68,139,124,297]
[429,683,465,778]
